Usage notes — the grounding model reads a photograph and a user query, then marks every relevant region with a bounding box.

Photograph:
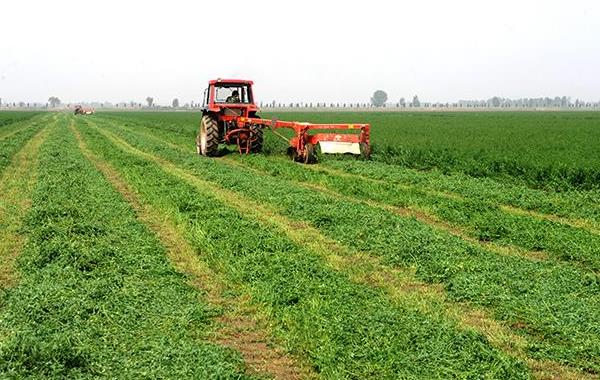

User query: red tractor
[196,79,370,163]
[74,105,94,115]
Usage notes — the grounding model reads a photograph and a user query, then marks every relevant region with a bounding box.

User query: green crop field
[0,110,599,379]
[0,111,40,128]
[100,111,600,191]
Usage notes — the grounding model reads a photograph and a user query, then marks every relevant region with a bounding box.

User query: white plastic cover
[318,141,361,155]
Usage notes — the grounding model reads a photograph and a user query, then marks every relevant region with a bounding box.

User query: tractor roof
[209,78,254,85]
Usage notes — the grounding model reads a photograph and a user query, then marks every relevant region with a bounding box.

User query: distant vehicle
[74,105,94,115]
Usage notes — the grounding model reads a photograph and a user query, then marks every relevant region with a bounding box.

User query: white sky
[1,0,599,105]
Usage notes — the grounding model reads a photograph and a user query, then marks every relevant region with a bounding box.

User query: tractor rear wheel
[287,146,298,161]
[197,115,219,156]
[250,128,263,153]
[248,112,263,153]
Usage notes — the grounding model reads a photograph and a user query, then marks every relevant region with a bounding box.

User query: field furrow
[0,115,252,378]
[77,117,531,378]
[84,116,600,375]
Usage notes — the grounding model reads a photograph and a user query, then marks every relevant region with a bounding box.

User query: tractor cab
[201,79,259,118]
[198,79,263,157]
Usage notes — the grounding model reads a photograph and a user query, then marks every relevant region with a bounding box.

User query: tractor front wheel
[287,143,317,164]
[197,115,219,156]
[303,143,317,164]
[359,142,371,160]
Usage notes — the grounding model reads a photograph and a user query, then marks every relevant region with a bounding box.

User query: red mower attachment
[196,78,371,163]
[237,117,370,163]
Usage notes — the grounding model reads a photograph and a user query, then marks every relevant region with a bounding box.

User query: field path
[87,118,595,380]
[70,119,313,379]
[0,115,55,288]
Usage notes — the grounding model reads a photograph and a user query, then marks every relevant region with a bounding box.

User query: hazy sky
[1,0,599,105]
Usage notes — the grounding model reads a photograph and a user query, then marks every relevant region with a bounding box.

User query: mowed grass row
[226,154,600,270]
[97,114,600,273]
[88,115,600,374]
[320,160,600,230]
[0,111,41,129]
[0,114,50,174]
[77,119,530,378]
[0,115,251,378]
[97,111,600,230]
[97,111,600,191]
[0,116,54,290]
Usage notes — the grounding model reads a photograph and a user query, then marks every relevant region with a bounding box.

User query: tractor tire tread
[199,115,219,156]
[250,128,264,153]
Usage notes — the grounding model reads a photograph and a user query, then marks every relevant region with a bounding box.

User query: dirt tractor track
[0,112,598,379]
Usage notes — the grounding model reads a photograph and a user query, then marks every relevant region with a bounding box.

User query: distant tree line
[2,92,599,110]
[258,96,600,109]
[459,96,578,108]
[361,90,599,109]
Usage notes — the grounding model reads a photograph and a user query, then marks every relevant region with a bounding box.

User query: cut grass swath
[224,154,600,271]
[0,119,54,289]
[0,115,49,176]
[321,159,600,231]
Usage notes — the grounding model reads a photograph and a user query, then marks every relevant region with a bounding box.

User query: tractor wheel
[250,128,263,153]
[287,146,298,161]
[303,143,317,164]
[197,115,219,156]
[359,143,371,160]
